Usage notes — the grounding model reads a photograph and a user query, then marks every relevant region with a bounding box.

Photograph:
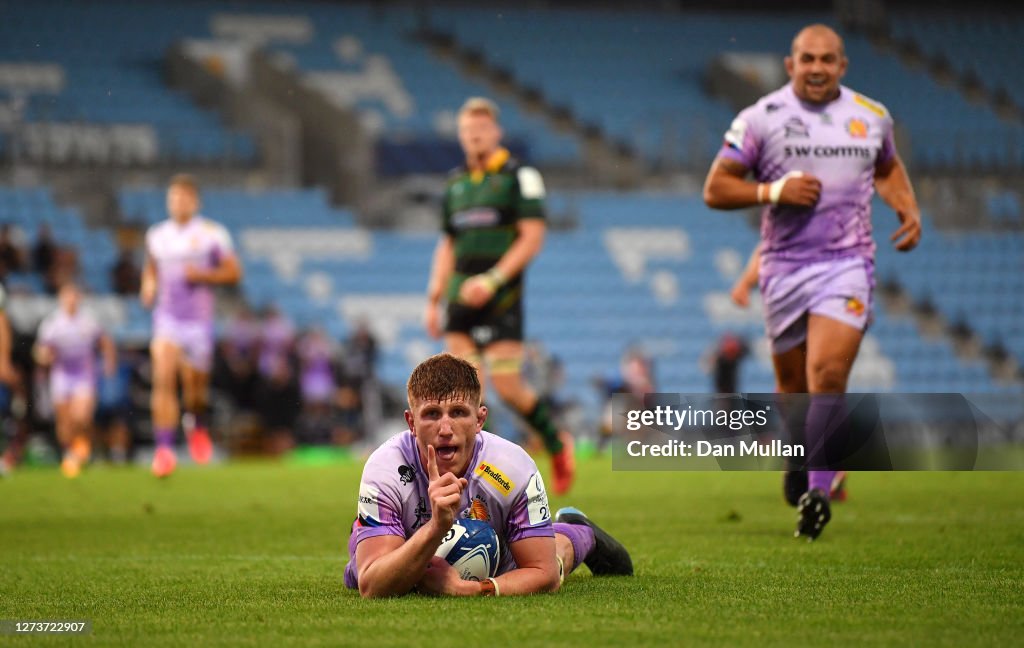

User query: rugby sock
[805,393,847,500]
[553,521,595,573]
[522,400,563,454]
[808,470,837,498]
[155,427,175,450]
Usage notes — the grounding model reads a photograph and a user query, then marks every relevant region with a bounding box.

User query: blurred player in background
[344,353,631,597]
[424,97,574,494]
[33,283,116,478]
[703,24,921,539]
[141,174,242,477]
[730,242,848,504]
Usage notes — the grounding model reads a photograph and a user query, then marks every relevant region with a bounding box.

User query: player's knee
[775,366,807,393]
[491,375,523,404]
[809,360,849,393]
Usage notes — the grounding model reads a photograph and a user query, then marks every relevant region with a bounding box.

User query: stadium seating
[265,5,580,170]
[874,199,1024,369]
[0,186,116,294]
[425,7,1022,172]
[0,1,256,164]
[890,10,1024,109]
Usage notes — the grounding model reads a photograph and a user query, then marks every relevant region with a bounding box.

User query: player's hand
[891,208,922,252]
[730,277,755,308]
[457,275,496,309]
[426,444,467,536]
[184,265,206,284]
[777,174,822,208]
[424,302,443,339]
[33,345,55,367]
[416,556,473,596]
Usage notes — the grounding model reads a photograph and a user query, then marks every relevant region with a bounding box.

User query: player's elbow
[536,563,562,593]
[358,578,397,599]
[702,182,725,209]
[543,569,562,593]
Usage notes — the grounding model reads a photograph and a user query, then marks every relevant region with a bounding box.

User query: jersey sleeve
[877,112,897,168]
[514,166,546,221]
[717,104,764,170]
[144,225,157,260]
[36,314,55,346]
[0,283,6,311]
[210,222,235,255]
[441,182,456,237]
[350,455,407,547]
[505,471,554,544]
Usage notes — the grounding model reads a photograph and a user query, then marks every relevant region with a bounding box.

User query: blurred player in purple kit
[141,175,242,477]
[258,305,295,381]
[34,283,116,478]
[704,25,921,539]
[298,328,336,408]
[344,353,632,597]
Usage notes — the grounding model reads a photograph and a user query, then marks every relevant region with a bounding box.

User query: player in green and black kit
[424,97,574,495]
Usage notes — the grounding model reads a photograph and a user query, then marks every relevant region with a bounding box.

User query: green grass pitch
[2,459,1022,646]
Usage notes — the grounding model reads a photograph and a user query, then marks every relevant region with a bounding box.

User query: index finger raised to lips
[427,444,440,481]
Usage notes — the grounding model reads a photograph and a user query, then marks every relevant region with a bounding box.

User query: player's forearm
[140,262,157,299]
[703,166,762,210]
[359,522,447,598]
[740,242,761,286]
[875,158,918,215]
[196,258,243,285]
[488,564,561,596]
[0,314,12,366]
[492,221,544,282]
[427,237,454,305]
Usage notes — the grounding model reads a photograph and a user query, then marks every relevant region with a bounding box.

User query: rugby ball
[434,518,500,581]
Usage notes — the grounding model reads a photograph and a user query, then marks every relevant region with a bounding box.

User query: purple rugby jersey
[145,215,234,325]
[718,83,896,279]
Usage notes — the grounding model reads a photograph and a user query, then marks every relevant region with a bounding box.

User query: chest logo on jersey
[784,117,810,139]
[451,207,500,229]
[784,145,876,159]
[463,496,491,521]
[846,118,869,139]
[398,464,416,485]
[475,461,514,496]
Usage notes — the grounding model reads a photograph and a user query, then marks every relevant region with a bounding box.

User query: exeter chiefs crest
[845,297,866,317]
[464,496,490,522]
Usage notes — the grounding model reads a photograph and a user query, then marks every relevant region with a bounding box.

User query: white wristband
[768,171,803,205]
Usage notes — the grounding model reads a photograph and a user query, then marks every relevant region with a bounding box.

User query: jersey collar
[469,147,510,183]
[787,82,844,112]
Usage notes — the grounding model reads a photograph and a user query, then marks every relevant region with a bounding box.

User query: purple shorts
[51,369,95,403]
[761,256,874,355]
[153,314,214,372]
